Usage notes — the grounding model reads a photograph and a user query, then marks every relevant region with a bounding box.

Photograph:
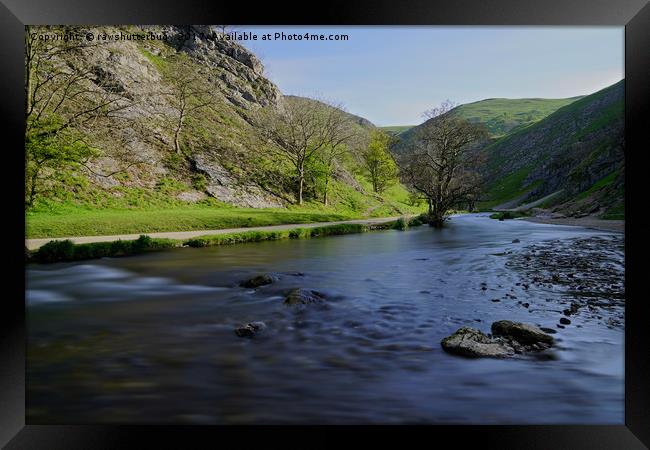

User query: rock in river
[441,321,555,358]
[491,320,554,346]
[284,288,326,305]
[234,321,267,337]
[240,274,276,288]
[440,327,514,358]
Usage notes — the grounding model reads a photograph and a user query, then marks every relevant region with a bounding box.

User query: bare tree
[25,26,140,207]
[315,106,356,205]
[160,55,215,155]
[25,27,132,139]
[400,100,487,227]
[256,97,355,205]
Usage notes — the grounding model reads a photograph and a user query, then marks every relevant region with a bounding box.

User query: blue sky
[237,27,623,126]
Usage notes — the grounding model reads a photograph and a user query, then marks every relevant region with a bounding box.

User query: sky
[236,27,624,127]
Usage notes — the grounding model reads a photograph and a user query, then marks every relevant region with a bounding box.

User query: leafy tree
[26,119,98,207]
[362,130,399,194]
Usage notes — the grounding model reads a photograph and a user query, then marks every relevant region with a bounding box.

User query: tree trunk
[27,166,40,208]
[323,177,329,205]
[430,213,445,228]
[174,122,182,154]
[298,174,304,205]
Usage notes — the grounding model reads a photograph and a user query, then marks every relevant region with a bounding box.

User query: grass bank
[26,180,421,239]
[26,205,361,239]
[28,216,425,264]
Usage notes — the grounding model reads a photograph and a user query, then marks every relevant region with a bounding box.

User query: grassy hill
[479,80,624,218]
[390,96,581,156]
[453,97,583,138]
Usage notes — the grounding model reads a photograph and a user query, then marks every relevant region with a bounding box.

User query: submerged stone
[240,274,276,288]
[234,321,267,337]
[284,288,326,305]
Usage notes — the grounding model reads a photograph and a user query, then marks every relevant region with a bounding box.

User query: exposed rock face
[193,154,284,208]
[440,327,513,358]
[284,288,327,306]
[240,274,276,288]
[159,25,281,109]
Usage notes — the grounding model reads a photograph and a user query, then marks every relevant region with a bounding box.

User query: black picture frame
[2,0,648,447]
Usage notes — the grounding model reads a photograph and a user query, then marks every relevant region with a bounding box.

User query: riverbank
[26,216,414,251]
[27,216,418,263]
[522,216,624,233]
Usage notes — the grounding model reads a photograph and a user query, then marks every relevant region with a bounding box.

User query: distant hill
[284,95,376,132]
[480,80,624,218]
[379,125,414,136]
[390,96,582,156]
[453,97,583,138]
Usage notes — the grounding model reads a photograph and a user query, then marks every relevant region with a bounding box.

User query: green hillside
[390,96,582,156]
[479,80,624,217]
[453,97,583,138]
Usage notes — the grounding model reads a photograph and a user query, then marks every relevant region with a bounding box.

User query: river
[25,213,625,424]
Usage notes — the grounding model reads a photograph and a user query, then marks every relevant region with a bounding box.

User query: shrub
[489,211,527,220]
[31,235,177,263]
[191,174,208,191]
[393,217,409,230]
[408,214,427,227]
[34,240,75,263]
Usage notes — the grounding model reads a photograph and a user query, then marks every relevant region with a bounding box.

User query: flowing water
[26,214,625,424]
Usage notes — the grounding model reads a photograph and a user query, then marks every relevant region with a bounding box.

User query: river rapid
[26,213,625,424]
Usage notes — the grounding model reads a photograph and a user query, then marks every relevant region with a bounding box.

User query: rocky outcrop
[192,154,284,208]
[159,25,281,109]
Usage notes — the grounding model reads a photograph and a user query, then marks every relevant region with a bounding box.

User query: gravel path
[25,216,406,250]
